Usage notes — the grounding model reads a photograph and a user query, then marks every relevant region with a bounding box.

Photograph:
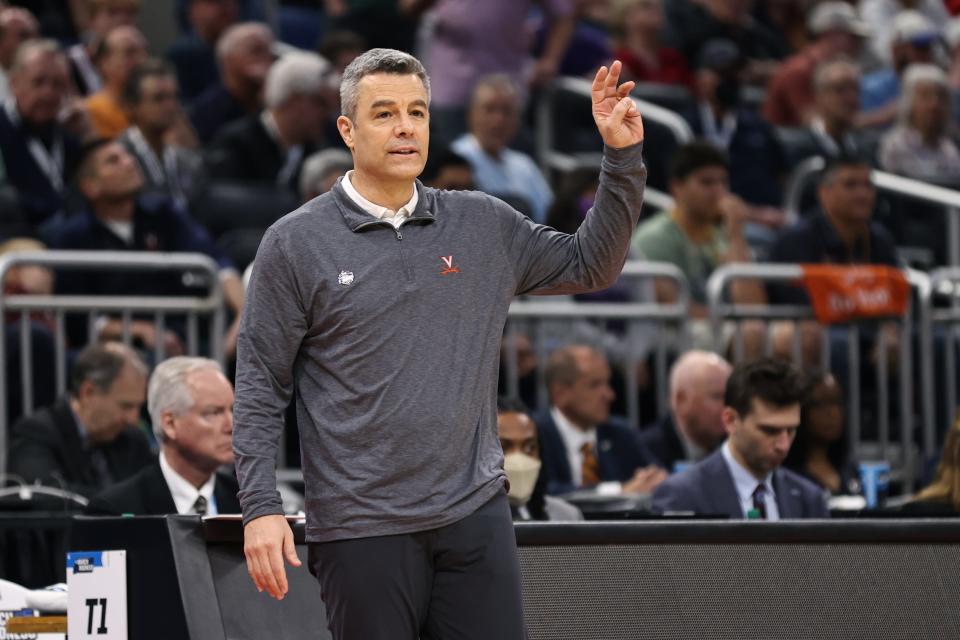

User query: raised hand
[591,60,644,149]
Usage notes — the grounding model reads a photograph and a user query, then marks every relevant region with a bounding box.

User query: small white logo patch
[338,271,354,286]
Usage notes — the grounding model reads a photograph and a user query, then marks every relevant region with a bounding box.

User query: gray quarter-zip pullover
[233,142,647,542]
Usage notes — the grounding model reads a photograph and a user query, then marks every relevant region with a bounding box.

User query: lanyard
[5,99,64,193]
[699,103,737,150]
[126,126,188,207]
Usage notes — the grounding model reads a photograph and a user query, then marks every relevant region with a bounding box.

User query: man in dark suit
[652,357,830,520]
[8,342,153,499]
[88,356,239,515]
[639,350,731,472]
[535,344,666,496]
[205,50,329,193]
[0,39,82,227]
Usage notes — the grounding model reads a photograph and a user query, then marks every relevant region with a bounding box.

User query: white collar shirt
[550,406,596,488]
[159,450,218,516]
[341,170,418,229]
[721,440,779,521]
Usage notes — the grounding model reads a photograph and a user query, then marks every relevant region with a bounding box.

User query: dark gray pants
[308,491,526,640]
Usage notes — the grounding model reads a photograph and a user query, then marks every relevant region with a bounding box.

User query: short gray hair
[147,356,223,441]
[10,38,63,76]
[899,63,951,132]
[264,50,329,109]
[216,21,272,65]
[299,148,352,198]
[339,47,430,120]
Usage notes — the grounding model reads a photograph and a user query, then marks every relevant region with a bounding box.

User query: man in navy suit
[652,357,829,520]
[536,344,666,496]
[639,350,731,472]
[87,356,239,516]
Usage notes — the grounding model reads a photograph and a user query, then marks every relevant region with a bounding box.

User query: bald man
[639,350,732,472]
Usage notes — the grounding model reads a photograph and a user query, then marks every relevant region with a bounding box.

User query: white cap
[891,10,939,46]
[808,2,871,38]
[944,17,960,49]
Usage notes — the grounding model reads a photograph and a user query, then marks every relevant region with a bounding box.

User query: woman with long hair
[910,418,960,515]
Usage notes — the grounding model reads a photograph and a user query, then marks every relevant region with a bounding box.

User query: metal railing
[784,158,960,266]
[917,267,960,461]
[502,261,691,428]
[536,75,694,175]
[0,250,226,481]
[707,263,925,492]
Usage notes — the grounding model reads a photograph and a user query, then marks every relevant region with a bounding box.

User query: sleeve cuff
[601,141,645,172]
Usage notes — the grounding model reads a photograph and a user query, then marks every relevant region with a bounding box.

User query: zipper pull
[395,228,403,241]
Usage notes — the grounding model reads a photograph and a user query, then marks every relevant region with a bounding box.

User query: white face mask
[504,452,542,506]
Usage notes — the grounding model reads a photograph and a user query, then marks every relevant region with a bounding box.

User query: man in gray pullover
[234,47,647,640]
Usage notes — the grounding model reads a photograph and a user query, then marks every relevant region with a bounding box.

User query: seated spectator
[879,64,960,186]
[784,370,859,495]
[768,155,899,306]
[652,357,830,519]
[908,416,960,515]
[535,344,667,496]
[84,25,147,139]
[631,142,766,319]
[0,40,82,227]
[664,0,787,87]
[0,7,39,103]
[781,58,875,167]
[327,0,418,53]
[41,139,244,356]
[763,2,869,127]
[67,0,140,97]
[497,396,583,521]
[206,52,328,192]
[860,10,939,129]
[752,0,814,52]
[87,356,240,516]
[639,350,732,471]
[547,0,612,78]
[451,75,554,223]
[119,59,206,211]
[188,21,273,144]
[8,342,154,499]
[0,237,57,426]
[860,0,949,67]
[610,0,692,87]
[420,149,475,192]
[167,0,239,102]
[685,39,788,227]
[299,148,352,202]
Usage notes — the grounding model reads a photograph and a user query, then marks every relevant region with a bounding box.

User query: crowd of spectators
[4,0,960,531]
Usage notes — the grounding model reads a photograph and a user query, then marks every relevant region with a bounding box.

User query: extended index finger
[591,64,609,99]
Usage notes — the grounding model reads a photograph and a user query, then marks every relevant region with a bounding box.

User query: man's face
[553,350,615,427]
[468,85,519,155]
[164,369,235,473]
[671,165,729,225]
[910,80,948,135]
[0,9,39,69]
[99,26,146,88]
[285,91,327,144]
[11,51,69,125]
[131,74,180,133]
[79,363,147,443]
[227,30,274,86]
[725,398,800,477]
[498,411,540,459]
[818,164,876,225]
[338,73,430,187]
[816,67,860,128]
[677,363,730,450]
[82,142,144,202]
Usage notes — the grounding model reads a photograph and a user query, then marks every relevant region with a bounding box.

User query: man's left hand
[592,60,644,149]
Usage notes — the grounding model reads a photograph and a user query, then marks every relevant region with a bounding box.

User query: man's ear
[160,411,178,443]
[721,407,738,436]
[337,115,355,150]
[78,174,99,201]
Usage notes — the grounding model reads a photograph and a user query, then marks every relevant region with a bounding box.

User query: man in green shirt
[632,141,764,317]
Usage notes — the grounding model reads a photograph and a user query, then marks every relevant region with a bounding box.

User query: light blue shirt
[721,440,780,521]
[451,134,553,223]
